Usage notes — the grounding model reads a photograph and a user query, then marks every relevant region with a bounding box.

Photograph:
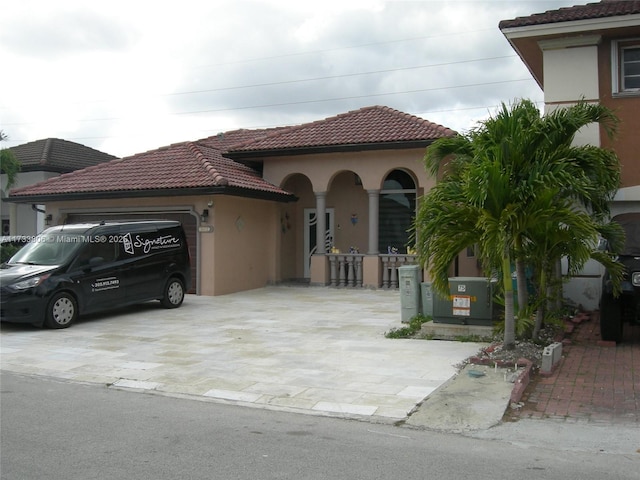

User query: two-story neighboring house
[1,138,116,236]
[500,0,640,309]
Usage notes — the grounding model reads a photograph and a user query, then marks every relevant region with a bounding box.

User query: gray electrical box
[432,277,495,326]
[399,265,421,323]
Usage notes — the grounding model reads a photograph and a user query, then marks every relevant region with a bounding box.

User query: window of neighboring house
[378,169,416,254]
[612,39,640,95]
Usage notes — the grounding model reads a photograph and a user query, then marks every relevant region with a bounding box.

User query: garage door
[64,211,198,294]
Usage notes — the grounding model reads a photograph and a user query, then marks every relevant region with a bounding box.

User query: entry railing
[380,254,417,288]
[326,253,418,288]
[328,254,364,288]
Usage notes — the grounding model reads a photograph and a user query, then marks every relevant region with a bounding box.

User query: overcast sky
[1,0,579,158]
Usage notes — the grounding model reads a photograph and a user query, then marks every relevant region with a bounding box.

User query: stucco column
[367,189,380,254]
[315,192,327,254]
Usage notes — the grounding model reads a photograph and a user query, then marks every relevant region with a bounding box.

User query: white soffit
[502,14,640,39]
[538,35,601,50]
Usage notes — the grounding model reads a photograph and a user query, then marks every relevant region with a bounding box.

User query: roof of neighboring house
[227,105,455,157]
[8,130,295,203]
[499,0,640,29]
[9,138,117,173]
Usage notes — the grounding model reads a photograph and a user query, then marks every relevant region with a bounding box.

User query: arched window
[379,170,416,254]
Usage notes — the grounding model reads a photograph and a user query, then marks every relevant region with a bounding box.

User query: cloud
[0,0,573,157]
[0,5,136,58]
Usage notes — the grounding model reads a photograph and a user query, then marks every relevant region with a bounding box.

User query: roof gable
[227,105,455,156]
[9,138,117,173]
[499,0,640,30]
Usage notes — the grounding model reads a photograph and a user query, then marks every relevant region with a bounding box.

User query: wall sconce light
[354,174,362,186]
[45,214,52,226]
[207,199,214,208]
[200,209,209,222]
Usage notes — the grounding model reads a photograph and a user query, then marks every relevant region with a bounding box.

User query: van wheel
[600,293,623,342]
[161,278,185,308]
[45,292,77,329]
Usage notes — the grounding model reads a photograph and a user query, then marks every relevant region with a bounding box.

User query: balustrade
[326,254,417,289]
[380,254,417,288]
[328,254,363,288]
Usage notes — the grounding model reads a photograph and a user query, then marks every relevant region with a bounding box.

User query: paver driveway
[0,286,485,422]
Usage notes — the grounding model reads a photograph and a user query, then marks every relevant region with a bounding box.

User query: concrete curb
[465,356,533,404]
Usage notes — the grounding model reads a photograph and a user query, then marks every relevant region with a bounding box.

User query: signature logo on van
[92,276,120,292]
[132,234,181,254]
[122,233,134,255]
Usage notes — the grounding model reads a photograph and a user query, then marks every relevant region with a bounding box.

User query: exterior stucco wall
[263,148,436,283]
[210,195,280,295]
[262,148,433,193]
[326,171,369,253]
[36,195,281,297]
[542,43,600,103]
[598,37,640,190]
[538,33,640,310]
[1,171,59,236]
[281,175,313,280]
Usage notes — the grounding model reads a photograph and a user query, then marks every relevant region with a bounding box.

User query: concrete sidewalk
[0,286,488,424]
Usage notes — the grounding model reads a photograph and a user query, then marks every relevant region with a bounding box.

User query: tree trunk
[502,256,516,350]
[554,258,563,312]
[515,258,528,317]
[532,266,547,340]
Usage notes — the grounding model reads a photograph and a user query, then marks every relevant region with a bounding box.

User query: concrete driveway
[0,286,484,423]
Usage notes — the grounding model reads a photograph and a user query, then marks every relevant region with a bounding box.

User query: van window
[9,233,83,266]
[72,239,119,268]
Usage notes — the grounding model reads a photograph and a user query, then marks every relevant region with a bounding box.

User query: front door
[304,208,334,278]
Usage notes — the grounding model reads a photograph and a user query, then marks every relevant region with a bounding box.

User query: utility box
[432,277,495,326]
[420,282,433,317]
[399,265,421,323]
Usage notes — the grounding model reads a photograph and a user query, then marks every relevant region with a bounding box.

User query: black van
[600,212,640,342]
[0,220,191,329]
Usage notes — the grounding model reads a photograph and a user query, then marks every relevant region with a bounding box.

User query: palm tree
[518,190,625,339]
[415,99,623,349]
[417,132,521,348]
[1,130,21,190]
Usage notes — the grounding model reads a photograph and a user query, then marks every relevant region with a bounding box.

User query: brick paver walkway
[512,313,640,424]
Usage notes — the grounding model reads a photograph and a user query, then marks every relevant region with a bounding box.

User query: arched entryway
[379,169,417,254]
[280,173,318,282]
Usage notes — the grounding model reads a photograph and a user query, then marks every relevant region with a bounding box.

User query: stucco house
[1,138,116,236]
[7,106,463,296]
[500,0,640,309]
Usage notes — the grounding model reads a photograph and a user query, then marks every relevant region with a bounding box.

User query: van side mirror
[88,256,105,267]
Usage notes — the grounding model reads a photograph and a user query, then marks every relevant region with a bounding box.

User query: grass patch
[385,314,431,339]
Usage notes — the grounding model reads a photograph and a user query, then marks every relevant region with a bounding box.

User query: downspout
[32,204,47,233]
[191,208,202,296]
